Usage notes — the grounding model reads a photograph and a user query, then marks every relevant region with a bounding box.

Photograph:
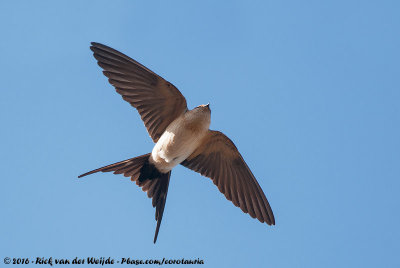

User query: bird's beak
[206,103,210,109]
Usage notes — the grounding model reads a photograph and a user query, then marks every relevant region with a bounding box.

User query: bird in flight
[79,42,275,243]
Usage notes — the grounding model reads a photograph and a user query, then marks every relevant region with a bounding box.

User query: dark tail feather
[151,172,171,243]
[136,169,171,243]
[78,153,171,243]
[78,153,151,179]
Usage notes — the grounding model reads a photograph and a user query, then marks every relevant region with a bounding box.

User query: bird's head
[194,103,211,117]
[188,103,211,129]
[196,103,211,111]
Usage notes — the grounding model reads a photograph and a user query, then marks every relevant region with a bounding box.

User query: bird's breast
[150,115,209,173]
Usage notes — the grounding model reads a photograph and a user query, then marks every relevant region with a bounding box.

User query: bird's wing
[181,130,275,225]
[90,42,188,143]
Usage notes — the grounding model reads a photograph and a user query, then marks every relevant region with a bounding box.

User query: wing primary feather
[90,42,188,143]
[235,167,257,219]
[224,160,239,207]
[240,157,274,224]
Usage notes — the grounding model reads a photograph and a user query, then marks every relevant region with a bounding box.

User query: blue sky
[1,1,399,267]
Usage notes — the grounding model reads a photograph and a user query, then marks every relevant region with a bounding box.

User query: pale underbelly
[150,129,206,173]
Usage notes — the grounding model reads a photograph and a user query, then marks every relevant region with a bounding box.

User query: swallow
[79,42,275,243]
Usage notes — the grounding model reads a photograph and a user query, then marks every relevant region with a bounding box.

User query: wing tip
[265,213,275,226]
[90,41,102,48]
[90,42,109,54]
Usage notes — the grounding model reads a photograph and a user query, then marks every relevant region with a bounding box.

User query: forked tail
[78,153,171,243]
